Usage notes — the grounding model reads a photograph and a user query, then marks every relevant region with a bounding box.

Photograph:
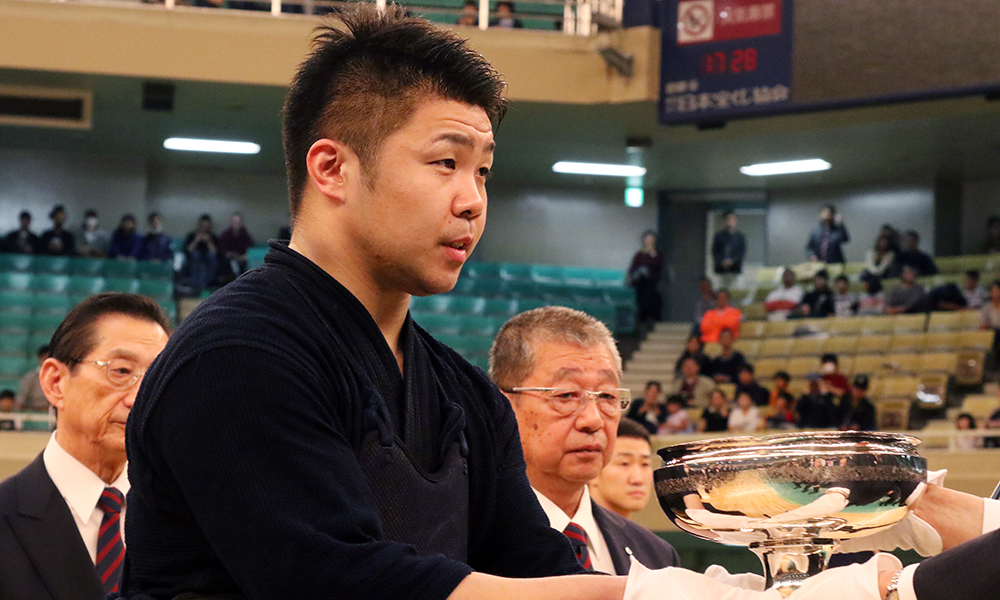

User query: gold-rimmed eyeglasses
[505,387,632,418]
[72,358,147,390]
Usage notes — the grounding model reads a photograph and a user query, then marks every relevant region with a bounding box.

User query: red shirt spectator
[700,289,741,343]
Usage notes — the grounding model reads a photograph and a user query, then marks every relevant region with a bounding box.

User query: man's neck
[55,432,125,485]
[533,477,586,518]
[290,231,409,373]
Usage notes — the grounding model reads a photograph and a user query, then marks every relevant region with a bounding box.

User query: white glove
[787,553,901,600]
[838,469,947,556]
[705,564,767,592]
[625,557,782,600]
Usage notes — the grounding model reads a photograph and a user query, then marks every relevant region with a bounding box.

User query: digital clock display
[700,48,758,75]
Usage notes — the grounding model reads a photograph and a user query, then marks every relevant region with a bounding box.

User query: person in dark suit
[711,211,746,285]
[0,293,171,600]
[493,306,680,575]
[806,205,850,264]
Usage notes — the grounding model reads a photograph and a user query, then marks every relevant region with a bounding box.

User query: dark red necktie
[563,522,592,570]
[96,487,125,594]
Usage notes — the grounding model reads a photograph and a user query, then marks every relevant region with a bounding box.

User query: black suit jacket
[912,528,1000,599]
[0,453,104,600]
[592,502,681,575]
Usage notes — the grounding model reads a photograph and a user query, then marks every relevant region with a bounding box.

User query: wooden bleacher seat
[852,354,889,375]
[703,342,722,356]
[960,329,995,352]
[861,315,895,335]
[955,350,987,385]
[733,339,760,359]
[787,356,821,377]
[838,355,856,376]
[959,394,998,422]
[880,376,921,399]
[959,310,985,330]
[742,304,767,320]
[857,334,893,354]
[886,353,922,373]
[892,313,928,333]
[759,338,794,357]
[752,358,786,378]
[740,321,767,339]
[756,267,781,284]
[717,383,737,401]
[890,333,926,353]
[924,331,961,351]
[825,317,863,336]
[790,337,825,356]
[927,311,962,331]
[823,335,859,355]
[876,398,911,430]
[763,321,797,338]
[921,352,959,374]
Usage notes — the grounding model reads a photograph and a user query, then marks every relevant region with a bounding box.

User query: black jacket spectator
[3,212,40,254]
[736,381,770,408]
[710,350,746,384]
[801,287,835,318]
[796,390,839,428]
[712,229,746,274]
[839,395,877,431]
[806,222,850,263]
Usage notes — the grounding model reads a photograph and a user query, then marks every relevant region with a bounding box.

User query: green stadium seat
[247,246,269,270]
[31,295,71,316]
[449,296,486,314]
[412,312,462,335]
[592,269,628,288]
[459,314,500,336]
[530,264,563,284]
[0,291,33,313]
[67,276,105,297]
[30,274,70,295]
[483,298,517,317]
[30,314,65,333]
[0,356,31,377]
[0,253,34,272]
[32,255,69,274]
[104,278,140,294]
[468,278,506,297]
[433,334,465,349]
[516,298,549,312]
[411,295,452,313]
[461,262,502,279]
[22,420,54,432]
[604,287,636,306]
[0,379,20,395]
[137,260,175,280]
[466,355,490,371]
[0,272,32,292]
[505,280,540,298]
[571,287,607,303]
[68,257,105,276]
[0,334,29,357]
[138,280,174,299]
[28,332,54,350]
[103,259,138,279]
[499,263,532,281]
[0,313,33,334]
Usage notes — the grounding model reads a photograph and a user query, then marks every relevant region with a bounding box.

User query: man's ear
[38,357,70,412]
[305,138,359,204]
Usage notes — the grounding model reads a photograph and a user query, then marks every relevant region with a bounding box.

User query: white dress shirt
[42,431,129,564]
[532,485,616,575]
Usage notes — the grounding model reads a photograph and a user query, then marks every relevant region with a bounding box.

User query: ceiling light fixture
[163,137,261,154]
[740,159,831,176]
[552,161,647,177]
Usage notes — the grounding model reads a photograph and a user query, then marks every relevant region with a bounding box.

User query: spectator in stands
[693,277,715,325]
[856,274,886,316]
[669,356,715,408]
[40,204,77,256]
[141,212,174,262]
[838,374,876,431]
[76,209,110,258]
[954,413,982,450]
[218,212,254,279]
[735,364,769,407]
[796,374,839,428]
[491,1,523,28]
[728,391,762,433]
[0,293,170,599]
[768,370,794,416]
[820,353,851,396]
[625,380,662,434]
[806,205,849,264]
[457,0,478,25]
[862,233,896,279]
[886,265,929,315]
[986,215,1000,254]
[658,395,693,434]
[183,213,220,294]
[674,334,711,378]
[16,345,50,412]
[962,270,987,310]
[764,268,804,321]
[879,223,902,254]
[799,269,835,318]
[832,274,857,317]
[589,418,654,520]
[711,211,746,287]
[698,388,730,432]
[700,289,741,343]
[766,393,797,430]
[894,230,938,276]
[709,327,746,384]
[928,280,968,312]
[108,214,143,259]
[3,210,41,254]
[0,389,17,431]
[626,230,664,331]
[982,280,1000,361]
[500,308,681,575]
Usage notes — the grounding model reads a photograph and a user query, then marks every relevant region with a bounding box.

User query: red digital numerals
[700,48,757,75]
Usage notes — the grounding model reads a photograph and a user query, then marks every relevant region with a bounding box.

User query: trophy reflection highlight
[654,432,926,597]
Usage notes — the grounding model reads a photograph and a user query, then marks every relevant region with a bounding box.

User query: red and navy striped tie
[96,487,125,594]
[563,522,592,570]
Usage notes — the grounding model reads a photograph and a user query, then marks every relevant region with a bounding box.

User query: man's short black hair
[49,293,172,371]
[967,270,980,280]
[645,380,661,391]
[906,230,920,241]
[617,417,651,445]
[18,211,30,220]
[665,394,685,406]
[815,269,829,281]
[773,371,790,382]
[821,353,839,366]
[739,363,754,375]
[282,4,507,216]
[49,205,66,219]
[0,389,14,400]
[36,345,49,357]
[198,214,212,223]
[835,275,849,284]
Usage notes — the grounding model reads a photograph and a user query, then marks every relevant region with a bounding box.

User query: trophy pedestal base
[750,539,836,597]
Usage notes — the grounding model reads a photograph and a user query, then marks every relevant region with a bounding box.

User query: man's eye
[438,159,456,169]
[478,167,491,179]
[113,367,134,376]
[552,390,582,400]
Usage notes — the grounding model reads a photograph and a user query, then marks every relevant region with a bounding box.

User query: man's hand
[786,554,901,600]
[910,484,985,551]
[625,558,781,600]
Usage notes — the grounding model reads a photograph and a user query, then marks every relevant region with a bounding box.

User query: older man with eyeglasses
[490,306,680,576]
[0,293,170,600]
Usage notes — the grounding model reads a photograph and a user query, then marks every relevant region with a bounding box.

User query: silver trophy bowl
[654,431,926,596]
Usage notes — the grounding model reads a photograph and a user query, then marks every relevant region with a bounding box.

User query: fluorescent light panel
[552,161,647,177]
[625,187,644,208]
[164,137,260,155]
[740,159,830,176]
